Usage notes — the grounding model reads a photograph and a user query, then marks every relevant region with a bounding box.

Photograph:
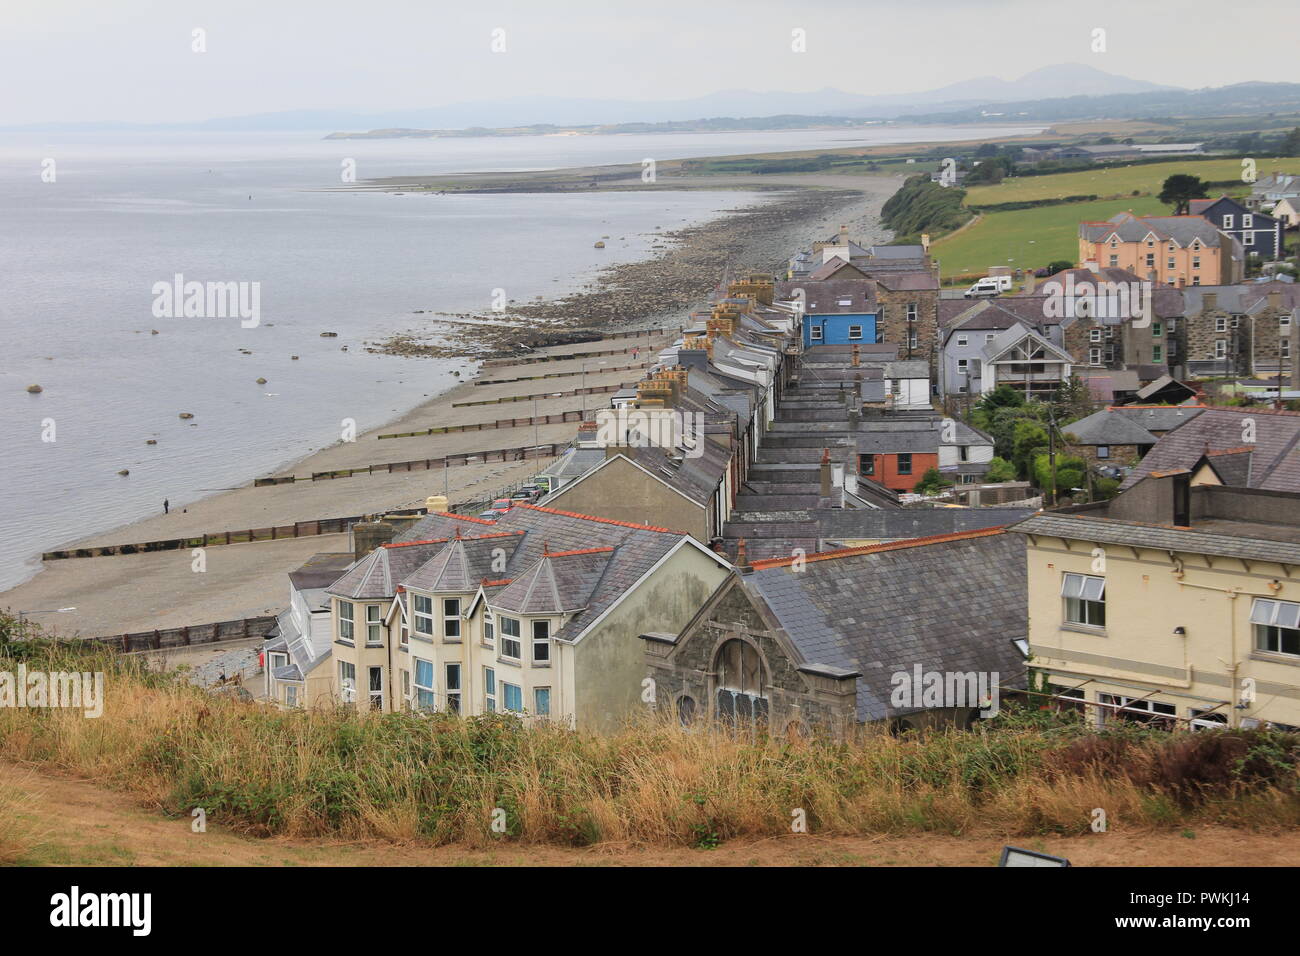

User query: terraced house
[1012,475,1300,730]
[280,504,731,730]
[1079,211,1244,287]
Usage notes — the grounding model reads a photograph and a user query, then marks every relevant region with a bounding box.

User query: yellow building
[1011,475,1300,730]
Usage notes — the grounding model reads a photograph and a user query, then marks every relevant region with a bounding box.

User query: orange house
[1078,212,1243,287]
[859,451,939,494]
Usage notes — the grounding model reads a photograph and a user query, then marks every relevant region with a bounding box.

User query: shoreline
[1,164,903,636]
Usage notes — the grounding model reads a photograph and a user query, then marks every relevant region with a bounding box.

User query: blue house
[797,280,881,347]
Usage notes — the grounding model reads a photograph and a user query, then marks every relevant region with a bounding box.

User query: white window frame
[414,658,436,711]
[1251,598,1300,657]
[499,616,522,661]
[443,598,461,640]
[1061,572,1106,628]
[338,601,355,643]
[338,660,356,704]
[484,666,497,712]
[413,594,434,636]
[502,681,524,713]
[1215,317,1227,332]
[483,610,496,647]
[956,334,968,346]
[532,619,551,664]
[534,687,551,718]
[366,604,382,646]
[848,325,863,340]
[1223,214,1234,229]
[367,665,384,711]
[445,663,462,713]
[809,324,823,341]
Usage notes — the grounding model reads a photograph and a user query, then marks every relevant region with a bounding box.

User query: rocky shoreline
[367,178,900,360]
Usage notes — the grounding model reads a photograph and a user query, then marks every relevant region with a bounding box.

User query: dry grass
[1,637,1298,849]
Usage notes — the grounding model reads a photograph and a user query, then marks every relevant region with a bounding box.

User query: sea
[0,123,1043,591]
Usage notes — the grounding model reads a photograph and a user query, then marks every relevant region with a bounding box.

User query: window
[810,324,823,341]
[1215,339,1227,359]
[714,639,768,726]
[1251,599,1300,656]
[368,666,384,711]
[1151,322,1162,337]
[366,604,382,645]
[399,620,408,647]
[1108,255,1118,267]
[532,619,550,664]
[956,358,968,373]
[443,598,461,639]
[958,445,970,463]
[848,325,863,340]
[338,601,355,643]
[285,684,299,708]
[1096,446,1110,459]
[1167,318,1176,333]
[956,334,968,346]
[677,695,697,727]
[1100,692,1175,725]
[1243,214,1253,228]
[1089,347,1102,366]
[908,332,918,349]
[1190,708,1228,731]
[907,303,918,322]
[1152,345,1163,362]
[269,652,287,671]
[502,682,524,713]
[401,669,410,705]
[1223,214,1234,229]
[338,660,356,704]
[985,333,995,342]
[534,687,551,718]
[1061,572,1106,628]
[499,616,521,660]
[483,611,495,646]
[1282,314,1292,329]
[484,667,496,712]
[414,659,436,711]
[1089,328,1102,343]
[1215,317,1227,332]
[1244,234,1254,247]
[897,453,913,475]
[413,594,433,635]
[1192,256,1201,269]
[1146,253,1155,267]
[859,453,875,476]
[1233,315,1241,328]
[1167,258,1175,270]
[445,663,461,713]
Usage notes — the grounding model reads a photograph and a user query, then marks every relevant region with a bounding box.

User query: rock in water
[594,241,605,248]
[117,469,130,476]
[256,377,267,384]
[26,384,42,393]
[179,412,194,419]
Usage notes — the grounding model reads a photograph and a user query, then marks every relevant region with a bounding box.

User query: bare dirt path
[4,762,1297,867]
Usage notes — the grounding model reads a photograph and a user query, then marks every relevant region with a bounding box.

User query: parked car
[510,490,534,502]
[476,510,502,520]
[491,498,514,511]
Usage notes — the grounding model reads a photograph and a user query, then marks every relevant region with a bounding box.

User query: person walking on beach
[163,498,169,514]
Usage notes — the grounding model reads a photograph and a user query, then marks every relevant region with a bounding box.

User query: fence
[477,326,678,368]
[451,381,636,408]
[474,361,647,386]
[41,509,428,561]
[378,409,587,441]
[70,615,279,654]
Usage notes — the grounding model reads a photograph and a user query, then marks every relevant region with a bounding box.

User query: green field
[962,156,1300,206]
[931,196,1168,278]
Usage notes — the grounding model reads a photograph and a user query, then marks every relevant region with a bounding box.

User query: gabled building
[1188,196,1285,261]
[975,322,1075,398]
[1246,171,1300,212]
[1079,212,1244,287]
[641,528,1028,736]
[1011,476,1300,730]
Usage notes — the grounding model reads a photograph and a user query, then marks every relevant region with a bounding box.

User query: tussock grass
[1,637,1298,848]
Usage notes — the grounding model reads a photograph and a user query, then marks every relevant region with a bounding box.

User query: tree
[984,456,1017,483]
[1012,420,1050,481]
[1158,174,1209,215]
[914,466,953,495]
[1034,452,1085,499]
[1283,127,1300,157]
[1045,260,1074,276]
[1054,374,1094,423]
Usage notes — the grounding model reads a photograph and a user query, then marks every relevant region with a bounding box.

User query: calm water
[0,124,1040,591]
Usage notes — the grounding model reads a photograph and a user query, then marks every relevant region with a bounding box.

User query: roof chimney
[1204,292,1218,311]
[735,537,750,573]
[820,448,832,498]
[352,519,395,561]
[851,344,860,367]
[1269,290,1282,311]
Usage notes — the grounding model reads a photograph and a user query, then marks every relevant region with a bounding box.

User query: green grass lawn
[962,156,1300,206]
[931,196,1169,278]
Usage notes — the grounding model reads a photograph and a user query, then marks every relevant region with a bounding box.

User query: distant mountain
[1,64,1185,132]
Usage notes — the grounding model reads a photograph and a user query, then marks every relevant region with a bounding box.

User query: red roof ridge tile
[748,526,1007,570]
[513,502,684,534]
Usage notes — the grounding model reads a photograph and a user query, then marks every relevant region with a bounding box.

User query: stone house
[640,528,1028,737]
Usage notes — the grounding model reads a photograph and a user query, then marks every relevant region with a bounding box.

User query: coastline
[1,164,903,636]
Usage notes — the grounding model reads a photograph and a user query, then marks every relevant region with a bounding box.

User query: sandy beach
[2,165,902,637]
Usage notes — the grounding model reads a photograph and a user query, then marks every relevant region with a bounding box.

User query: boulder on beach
[26,384,42,393]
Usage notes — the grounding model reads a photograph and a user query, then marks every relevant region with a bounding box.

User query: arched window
[676,695,697,727]
[714,639,769,725]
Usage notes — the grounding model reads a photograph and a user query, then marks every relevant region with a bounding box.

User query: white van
[963,276,1012,298]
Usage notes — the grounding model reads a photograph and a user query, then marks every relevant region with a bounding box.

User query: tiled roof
[326,538,449,600]
[492,548,614,614]
[402,533,524,592]
[746,530,1027,721]
[1120,406,1300,492]
[1062,409,1158,446]
[1010,511,1300,565]
[1080,212,1229,248]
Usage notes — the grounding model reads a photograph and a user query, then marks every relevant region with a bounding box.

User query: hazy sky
[3,0,1297,124]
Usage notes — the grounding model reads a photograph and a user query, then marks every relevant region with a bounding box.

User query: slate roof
[401,533,524,592]
[982,322,1073,364]
[492,548,614,614]
[1080,212,1231,248]
[1110,403,1205,433]
[808,258,872,281]
[326,538,451,600]
[393,504,711,642]
[1063,409,1158,446]
[1120,406,1300,492]
[1009,511,1300,565]
[744,530,1028,721]
[777,279,879,315]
